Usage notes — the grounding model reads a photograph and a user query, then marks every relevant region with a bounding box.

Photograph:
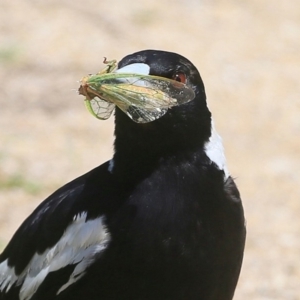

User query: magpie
[0,50,246,300]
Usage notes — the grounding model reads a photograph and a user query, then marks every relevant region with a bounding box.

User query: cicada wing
[100,84,169,123]
[85,96,115,120]
[103,74,195,106]
[126,106,168,123]
[81,73,195,123]
[115,98,168,123]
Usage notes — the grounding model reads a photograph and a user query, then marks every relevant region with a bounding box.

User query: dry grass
[1,0,300,299]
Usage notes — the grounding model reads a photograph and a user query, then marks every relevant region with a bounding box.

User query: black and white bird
[0,50,246,300]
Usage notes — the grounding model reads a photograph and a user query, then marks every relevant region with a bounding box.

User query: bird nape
[0,50,246,300]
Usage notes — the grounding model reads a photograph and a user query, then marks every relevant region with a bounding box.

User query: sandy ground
[0,0,300,299]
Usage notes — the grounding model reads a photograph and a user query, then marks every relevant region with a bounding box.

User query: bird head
[114,50,212,159]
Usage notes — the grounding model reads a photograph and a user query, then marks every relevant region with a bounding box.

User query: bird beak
[115,63,150,75]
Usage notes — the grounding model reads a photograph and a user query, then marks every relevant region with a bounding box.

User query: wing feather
[0,163,113,300]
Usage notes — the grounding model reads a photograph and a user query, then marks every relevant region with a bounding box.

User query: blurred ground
[0,0,299,299]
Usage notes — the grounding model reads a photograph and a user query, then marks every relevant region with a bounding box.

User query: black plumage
[0,50,246,300]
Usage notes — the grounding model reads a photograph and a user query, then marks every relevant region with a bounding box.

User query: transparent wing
[99,84,171,123]
[86,87,167,123]
[113,91,168,123]
[81,74,195,123]
[126,106,168,123]
[84,97,115,120]
[98,74,195,106]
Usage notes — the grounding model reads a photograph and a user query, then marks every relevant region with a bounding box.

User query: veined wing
[84,74,195,123]
[84,97,115,120]
[94,73,195,106]
[98,83,170,123]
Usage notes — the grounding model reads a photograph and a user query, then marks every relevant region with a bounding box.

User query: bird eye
[173,72,187,84]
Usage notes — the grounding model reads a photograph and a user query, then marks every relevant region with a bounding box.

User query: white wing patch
[0,212,111,300]
[204,119,229,179]
[0,259,19,292]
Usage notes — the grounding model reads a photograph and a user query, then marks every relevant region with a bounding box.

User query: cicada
[78,58,195,123]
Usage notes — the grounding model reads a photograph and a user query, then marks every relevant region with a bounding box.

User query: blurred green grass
[0,46,20,64]
[0,173,41,195]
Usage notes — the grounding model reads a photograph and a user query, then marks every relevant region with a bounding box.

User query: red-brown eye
[173,72,187,84]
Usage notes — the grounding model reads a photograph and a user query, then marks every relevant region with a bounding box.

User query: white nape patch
[108,159,114,173]
[115,63,150,75]
[0,212,110,300]
[204,119,229,179]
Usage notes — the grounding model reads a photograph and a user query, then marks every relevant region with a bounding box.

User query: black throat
[112,101,212,183]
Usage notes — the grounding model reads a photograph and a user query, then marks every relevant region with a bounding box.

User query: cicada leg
[96,58,118,75]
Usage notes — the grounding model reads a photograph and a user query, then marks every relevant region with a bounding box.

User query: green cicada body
[78,59,195,123]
